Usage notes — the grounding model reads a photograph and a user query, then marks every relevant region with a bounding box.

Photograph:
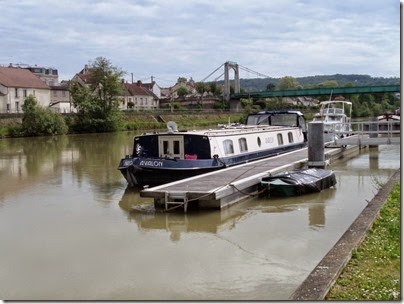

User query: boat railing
[326,120,400,139]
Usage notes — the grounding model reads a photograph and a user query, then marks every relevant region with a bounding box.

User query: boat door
[158,136,184,159]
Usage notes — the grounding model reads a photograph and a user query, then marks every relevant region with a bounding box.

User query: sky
[0,0,401,87]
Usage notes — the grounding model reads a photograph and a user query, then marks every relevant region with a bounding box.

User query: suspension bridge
[199,61,400,110]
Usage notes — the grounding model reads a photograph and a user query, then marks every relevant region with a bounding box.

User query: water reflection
[119,184,337,240]
[252,188,336,228]
[119,187,250,241]
[0,132,134,202]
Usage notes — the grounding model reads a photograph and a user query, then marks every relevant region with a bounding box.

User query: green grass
[326,181,401,300]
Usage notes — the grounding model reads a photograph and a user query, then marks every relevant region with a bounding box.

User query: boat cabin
[133,133,211,160]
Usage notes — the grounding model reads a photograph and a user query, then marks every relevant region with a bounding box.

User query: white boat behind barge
[312,100,353,142]
[118,111,308,187]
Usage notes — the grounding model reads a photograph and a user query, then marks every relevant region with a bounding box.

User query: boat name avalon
[118,111,307,187]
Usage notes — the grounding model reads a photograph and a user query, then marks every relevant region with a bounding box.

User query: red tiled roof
[124,83,152,96]
[0,66,50,89]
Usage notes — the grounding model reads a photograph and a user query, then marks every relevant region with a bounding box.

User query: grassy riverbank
[326,181,400,300]
[122,112,245,131]
[0,112,247,137]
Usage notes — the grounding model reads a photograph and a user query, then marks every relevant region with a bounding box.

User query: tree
[278,76,301,90]
[70,57,125,132]
[177,85,189,98]
[266,83,276,91]
[318,80,338,88]
[208,82,222,96]
[22,95,68,136]
[195,82,207,94]
[177,77,187,83]
[88,57,125,112]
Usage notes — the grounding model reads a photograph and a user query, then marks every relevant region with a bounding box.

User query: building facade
[0,66,51,113]
[122,81,158,110]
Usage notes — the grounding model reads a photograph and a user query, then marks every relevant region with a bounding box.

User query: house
[70,65,91,87]
[122,81,158,110]
[49,81,74,113]
[142,80,162,99]
[7,63,59,86]
[71,66,159,111]
[169,77,196,99]
[0,66,51,113]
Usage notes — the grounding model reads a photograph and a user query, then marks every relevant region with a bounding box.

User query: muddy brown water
[0,132,399,300]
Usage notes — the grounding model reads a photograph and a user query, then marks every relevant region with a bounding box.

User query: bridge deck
[231,85,400,99]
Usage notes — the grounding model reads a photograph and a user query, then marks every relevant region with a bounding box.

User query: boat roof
[251,110,304,116]
[138,124,297,137]
[319,100,352,106]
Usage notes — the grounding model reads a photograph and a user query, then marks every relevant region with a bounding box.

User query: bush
[22,95,68,136]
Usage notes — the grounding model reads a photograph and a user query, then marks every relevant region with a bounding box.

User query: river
[0,131,399,300]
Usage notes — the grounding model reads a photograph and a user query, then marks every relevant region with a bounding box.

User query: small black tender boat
[261,168,336,197]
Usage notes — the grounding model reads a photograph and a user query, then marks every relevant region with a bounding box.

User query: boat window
[159,136,184,158]
[277,133,284,145]
[163,140,169,154]
[257,137,261,147]
[223,139,234,155]
[173,140,180,154]
[288,132,294,143]
[247,114,269,125]
[271,114,297,127]
[184,135,210,159]
[239,138,248,152]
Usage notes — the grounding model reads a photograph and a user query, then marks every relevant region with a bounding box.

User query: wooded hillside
[236,74,400,92]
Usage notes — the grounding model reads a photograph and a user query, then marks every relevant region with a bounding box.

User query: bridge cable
[238,64,270,78]
[214,72,225,82]
[199,63,225,83]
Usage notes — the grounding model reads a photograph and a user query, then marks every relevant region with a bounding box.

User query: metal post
[308,122,327,168]
[369,117,378,148]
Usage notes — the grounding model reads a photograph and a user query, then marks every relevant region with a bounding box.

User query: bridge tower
[224,61,240,102]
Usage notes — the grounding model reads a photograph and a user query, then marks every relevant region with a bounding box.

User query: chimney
[136,80,142,87]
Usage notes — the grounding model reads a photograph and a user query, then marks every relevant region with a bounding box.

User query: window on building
[6,104,10,112]
[223,139,234,155]
[14,88,18,98]
[239,138,248,152]
[15,102,19,112]
[23,89,28,97]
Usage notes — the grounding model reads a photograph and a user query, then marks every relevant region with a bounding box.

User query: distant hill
[235,74,400,92]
